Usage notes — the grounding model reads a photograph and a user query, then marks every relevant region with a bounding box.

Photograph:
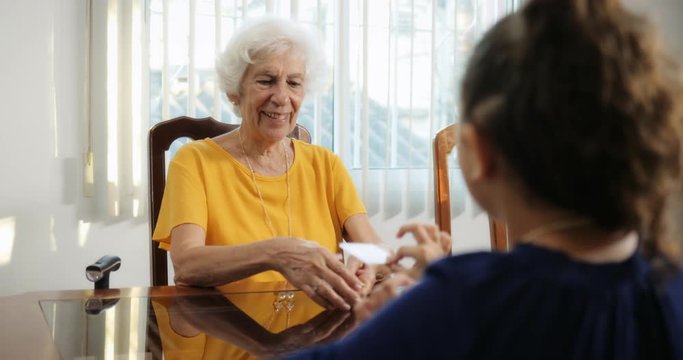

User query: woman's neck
[235,128,294,174]
[483,165,639,264]
[526,227,638,263]
[508,208,638,263]
[238,129,286,157]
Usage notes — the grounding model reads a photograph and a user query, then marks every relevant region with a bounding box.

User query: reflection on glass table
[39,281,358,360]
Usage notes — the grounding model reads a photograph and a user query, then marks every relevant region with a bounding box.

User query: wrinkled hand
[387,223,452,279]
[271,238,363,310]
[353,272,415,322]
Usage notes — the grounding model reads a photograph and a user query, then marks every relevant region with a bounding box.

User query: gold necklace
[520,218,592,243]
[237,128,292,238]
[238,129,296,323]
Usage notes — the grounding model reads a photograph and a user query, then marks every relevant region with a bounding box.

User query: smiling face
[231,50,306,143]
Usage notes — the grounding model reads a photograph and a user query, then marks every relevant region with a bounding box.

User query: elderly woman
[152,17,381,310]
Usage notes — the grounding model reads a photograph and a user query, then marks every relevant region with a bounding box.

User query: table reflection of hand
[353,273,416,322]
[171,292,357,359]
[262,309,355,357]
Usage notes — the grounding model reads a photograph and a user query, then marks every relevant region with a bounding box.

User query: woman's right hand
[268,238,363,311]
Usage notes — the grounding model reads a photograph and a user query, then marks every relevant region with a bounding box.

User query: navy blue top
[286,244,683,360]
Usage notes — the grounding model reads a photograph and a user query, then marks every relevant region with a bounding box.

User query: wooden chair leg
[489,219,508,251]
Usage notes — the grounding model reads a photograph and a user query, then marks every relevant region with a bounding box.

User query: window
[94,0,517,248]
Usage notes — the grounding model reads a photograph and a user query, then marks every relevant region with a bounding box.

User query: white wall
[0,0,681,297]
[0,0,149,296]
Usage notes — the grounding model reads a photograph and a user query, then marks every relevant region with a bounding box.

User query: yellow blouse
[152,138,366,282]
[151,281,328,360]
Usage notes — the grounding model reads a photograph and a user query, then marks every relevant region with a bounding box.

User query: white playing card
[340,242,391,265]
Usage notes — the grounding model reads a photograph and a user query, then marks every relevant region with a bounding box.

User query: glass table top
[39,283,357,359]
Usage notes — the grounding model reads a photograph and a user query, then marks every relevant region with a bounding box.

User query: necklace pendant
[238,128,293,239]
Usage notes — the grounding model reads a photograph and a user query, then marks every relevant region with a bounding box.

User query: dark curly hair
[461,0,683,262]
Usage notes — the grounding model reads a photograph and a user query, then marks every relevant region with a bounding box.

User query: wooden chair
[433,123,509,251]
[148,116,311,286]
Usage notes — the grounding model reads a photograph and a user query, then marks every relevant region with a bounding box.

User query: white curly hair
[216,16,326,117]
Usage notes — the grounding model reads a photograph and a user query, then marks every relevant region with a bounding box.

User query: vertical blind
[86,0,147,220]
[92,0,518,240]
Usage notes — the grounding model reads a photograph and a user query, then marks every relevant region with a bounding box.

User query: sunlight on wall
[111,198,120,217]
[132,199,140,218]
[131,0,143,217]
[48,11,59,158]
[107,0,120,216]
[78,220,92,248]
[0,216,16,266]
[49,216,58,252]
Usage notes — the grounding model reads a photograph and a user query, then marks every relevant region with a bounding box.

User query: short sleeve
[330,154,366,225]
[152,146,208,250]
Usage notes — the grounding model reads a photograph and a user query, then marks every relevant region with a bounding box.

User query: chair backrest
[433,123,509,251]
[148,116,311,286]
